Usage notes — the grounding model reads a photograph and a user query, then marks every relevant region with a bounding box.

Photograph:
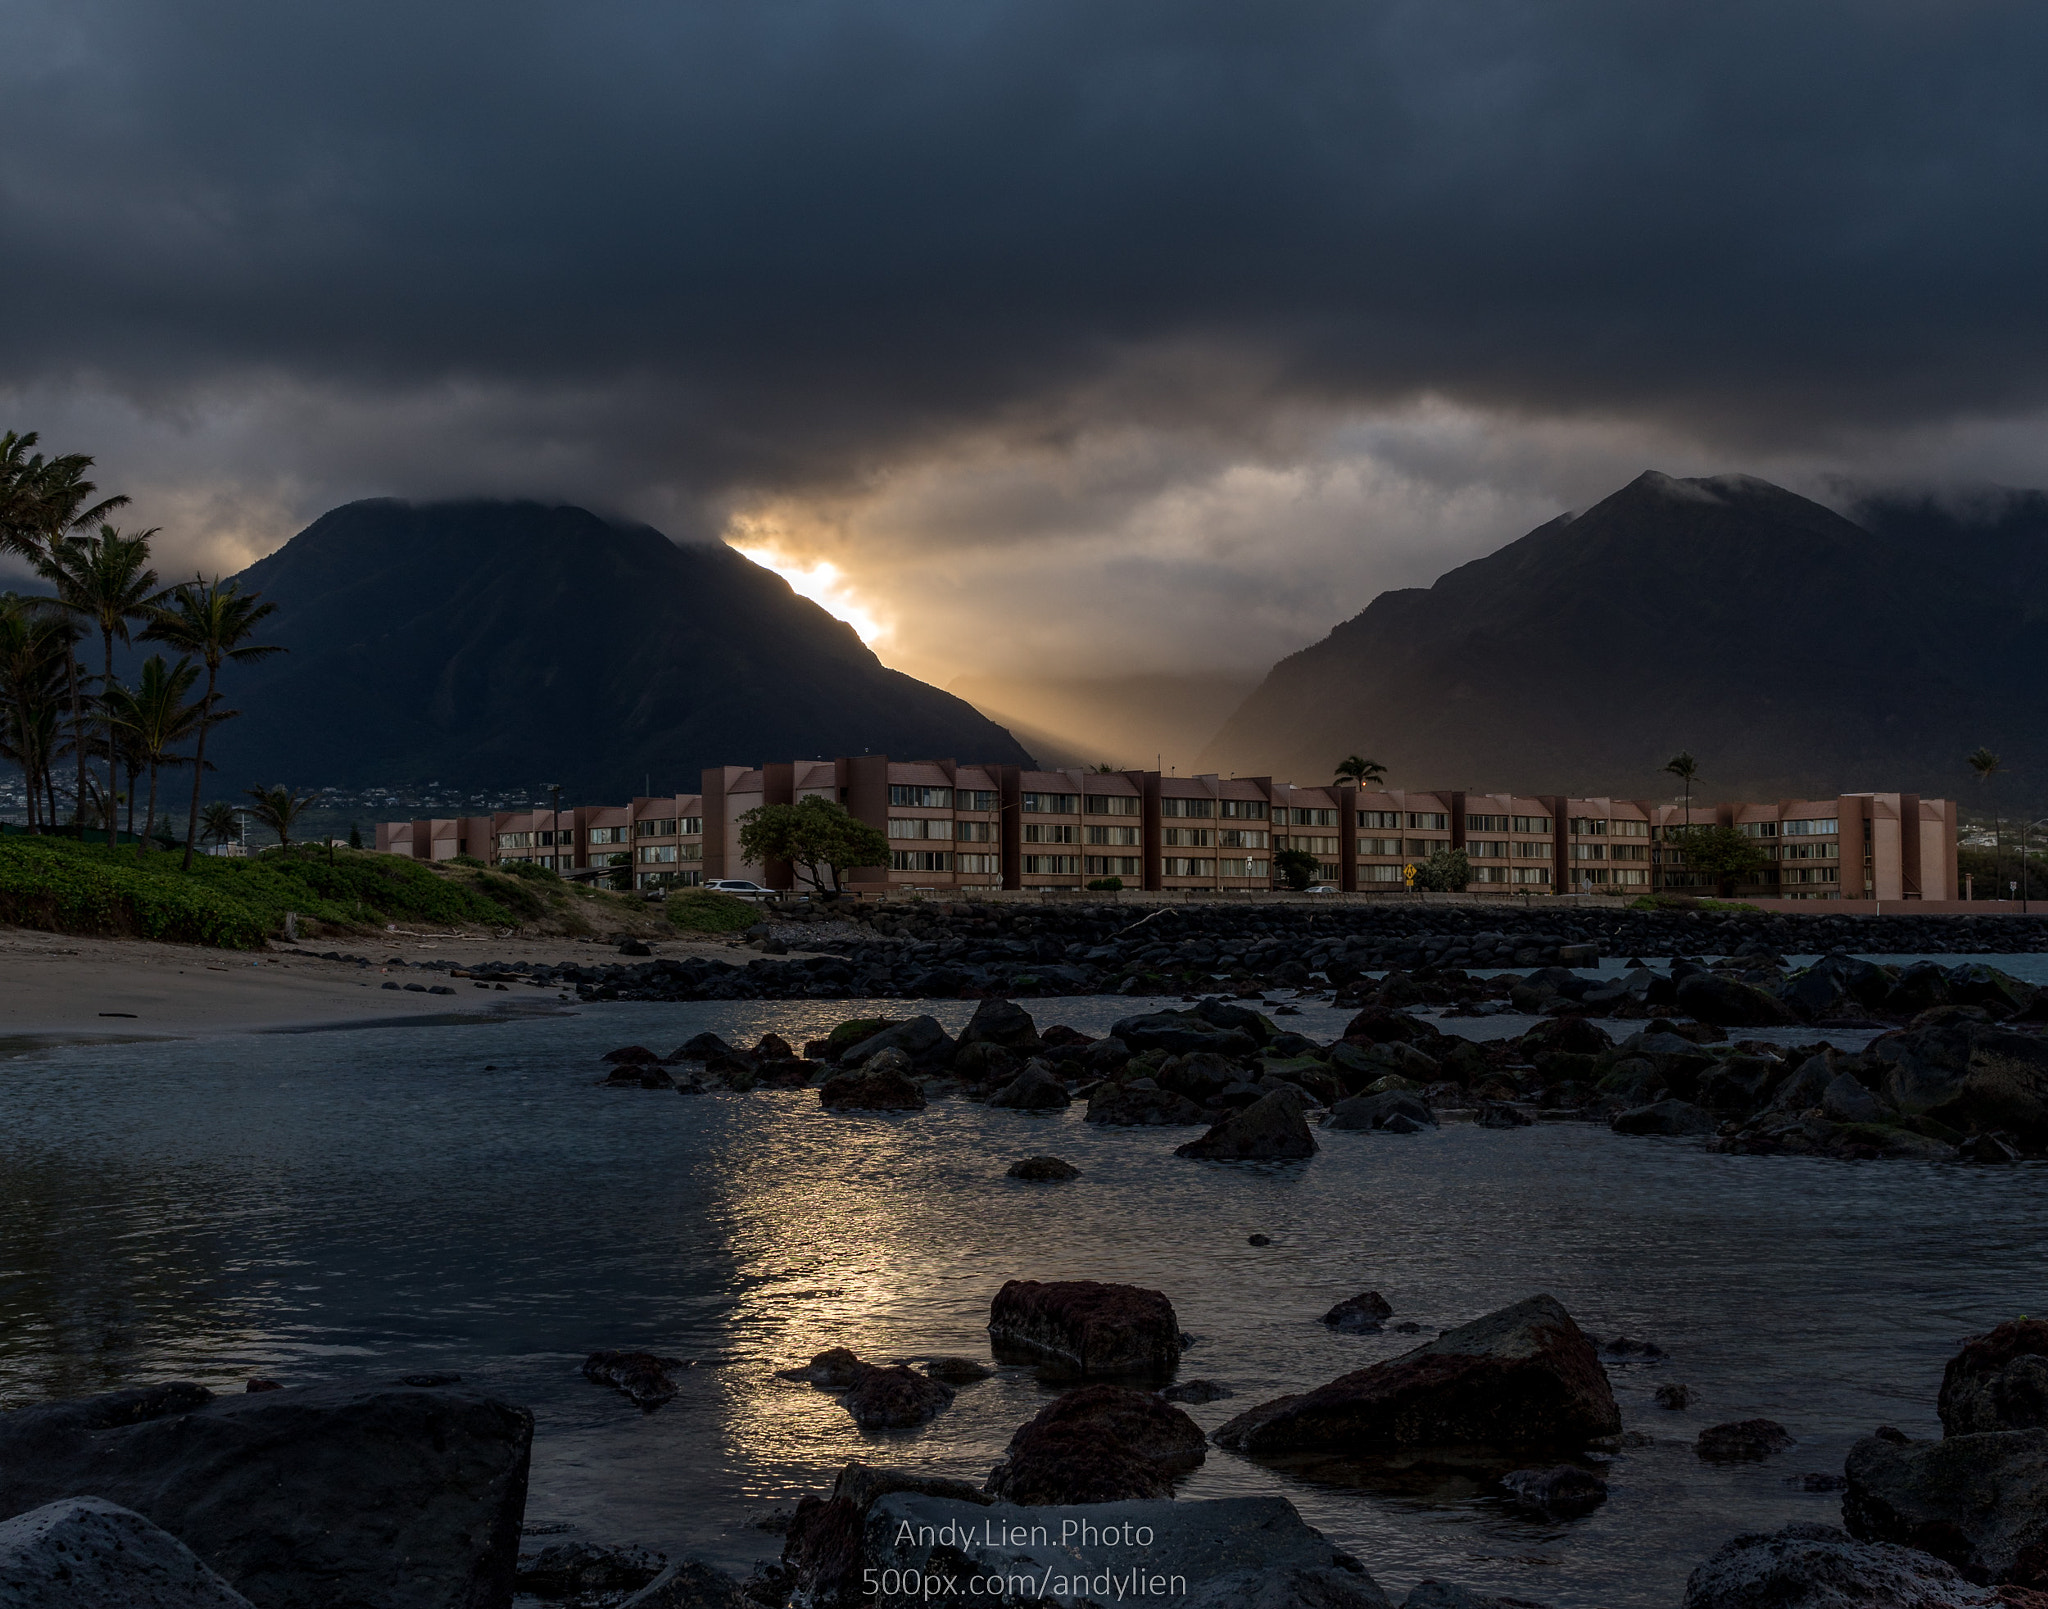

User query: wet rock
[1611,1099,1716,1137]
[584,1350,691,1410]
[1498,1463,1609,1516]
[0,1497,255,1608]
[1164,1380,1235,1403]
[1477,1101,1534,1129]
[958,998,1043,1054]
[1087,1078,1209,1126]
[1822,1073,1888,1125]
[1007,1155,1080,1180]
[672,1033,736,1062]
[985,1384,1206,1503]
[839,1015,955,1072]
[1214,1293,1620,1457]
[1872,1025,2048,1148]
[819,1052,928,1112]
[1329,1091,1438,1132]
[1176,1087,1319,1160]
[922,1358,993,1384]
[842,1365,954,1431]
[0,1379,531,1609]
[602,1045,664,1064]
[862,1492,1390,1609]
[1657,1383,1695,1410]
[1960,1135,2026,1165]
[1113,1010,1260,1058]
[1402,1585,1556,1609]
[1844,1425,2048,1585]
[1942,1320,2048,1435]
[1697,1419,1795,1462]
[780,1462,993,1609]
[780,1348,867,1388]
[1321,1293,1394,1333]
[1676,973,1797,1027]
[621,1559,754,1609]
[1681,1522,1998,1608]
[1519,1016,1613,1058]
[518,1541,666,1599]
[1248,1233,1273,1246]
[1595,1335,1669,1363]
[987,1061,1072,1110]
[988,1279,1184,1379]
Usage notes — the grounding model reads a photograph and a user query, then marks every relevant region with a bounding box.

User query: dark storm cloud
[7,0,2048,502]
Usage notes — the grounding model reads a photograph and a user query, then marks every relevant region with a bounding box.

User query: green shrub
[500,859,560,882]
[666,888,761,934]
[1086,876,1124,891]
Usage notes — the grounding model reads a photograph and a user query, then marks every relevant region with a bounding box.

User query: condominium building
[374,758,1955,901]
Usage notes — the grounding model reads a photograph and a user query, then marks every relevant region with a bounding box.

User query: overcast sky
[6,0,2048,683]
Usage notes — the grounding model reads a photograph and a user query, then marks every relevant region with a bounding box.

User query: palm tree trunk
[182,666,216,872]
[140,762,159,862]
[64,645,84,834]
[102,628,118,849]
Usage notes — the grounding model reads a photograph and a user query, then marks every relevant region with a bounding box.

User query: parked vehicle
[703,879,773,897]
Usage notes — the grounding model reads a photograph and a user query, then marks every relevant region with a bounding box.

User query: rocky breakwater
[0,1376,532,1609]
[346,898,2048,1006]
[1212,1294,1621,1479]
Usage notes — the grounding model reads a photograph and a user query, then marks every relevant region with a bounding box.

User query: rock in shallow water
[841,1365,955,1432]
[1844,1425,2048,1586]
[988,1279,1184,1379]
[1697,1419,1795,1462]
[984,1384,1206,1504]
[1681,1521,2004,1607]
[1942,1319,2048,1435]
[1321,1293,1394,1333]
[0,1497,255,1609]
[584,1349,690,1410]
[518,1540,666,1600]
[1006,1155,1080,1180]
[1176,1087,1318,1160]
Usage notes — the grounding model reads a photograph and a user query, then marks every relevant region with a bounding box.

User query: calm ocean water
[2,970,2044,1607]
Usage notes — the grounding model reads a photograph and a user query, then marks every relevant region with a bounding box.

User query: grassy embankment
[0,835,754,950]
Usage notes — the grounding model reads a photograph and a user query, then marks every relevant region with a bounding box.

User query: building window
[1362,863,1405,882]
[1286,807,1336,827]
[954,820,993,842]
[1571,868,1611,885]
[1280,835,1339,855]
[1162,827,1213,847]
[1467,814,1509,833]
[637,844,679,864]
[1021,854,1080,875]
[1357,810,1401,829]
[1086,794,1140,815]
[1022,792,1079,814]
[1159,797,1214,818]
[1085,855,1143,876]
[587,826,625,845]
[889,785,953,808]
[1404,838,1445,856]
[949,790,993,812]
[591,851,628,867]
[1219,858,1271,878]
[1514,841,1550,859]
[1783,817,1838,836]
[1471,865,1512,883]
[1357,836,1401,856]
[678,842,703,861]
[670,869,702,888]
[679,816,703,835]
[636,818,678,837]
[956,853,1001,875]
[1510,865,1552,884]
[1219,799,1268,819]
[1087,824,1142,846]
[887,818,935,839]
[890,850,954,872]
[1783,840,1837,860]
[1217,828,1267,849]
[1023,822,1077,844]
[1612,843,1649,861]
[1568,817,1608,836]
[1406,812,1448,830]
[1570,843,1607,861]
[496,831,534,850]
[1467,840,1509,859]
[1612,819,1648,837]
[1613,868,1649,885]
[1737,821,1781,838]
[1161,857,1215,877]
[1510,815,1551,835]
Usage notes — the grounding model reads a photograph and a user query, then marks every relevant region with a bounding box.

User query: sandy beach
[0,926,761,1048]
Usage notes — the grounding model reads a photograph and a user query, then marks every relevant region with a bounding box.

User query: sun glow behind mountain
[731,545,889,649]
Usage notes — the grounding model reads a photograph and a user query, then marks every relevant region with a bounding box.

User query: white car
[703,879,773,897]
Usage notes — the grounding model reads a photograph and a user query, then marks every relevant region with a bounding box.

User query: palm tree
[1664,752,1700,823]
[0,434,129,826]
[0,595,74,833]
[144,578,283,870]
[200,800,242,851]
[1333,755,1387,789]
[244,783,320,852]
[105,654,205,860]
[1968,747,2003,899]
[42,526,162,847]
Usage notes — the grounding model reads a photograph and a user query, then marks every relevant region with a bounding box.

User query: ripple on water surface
[0,991,2043,1607]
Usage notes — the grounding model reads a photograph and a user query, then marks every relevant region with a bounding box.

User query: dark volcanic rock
[1403,1585,1558,1609]
[1088,1078,1210,1126]
[1873,1025,2048,1147]
[1321,1293,1395,1333]
[988,1279,1183,1379]
[1676,973,1798,1027]
[584,1349,690,1410]
[1007,1155,1080,1180]
[1164,1380,1235,1403]
[1942,1320,2048,1436]
[958,998,1043,1053]
[987,1061,1072,1110]
[1681,1522,2000,1608]
[1176,1087,1319,1160]
[842,1365,954,1431]
[519,1541,666,1600]
[1844,1426,2048,1586]
[620,1559,754,1609]
[1328,1091,1438,1132]
[1697,1419,1795,1462]
[1213,1294,1620,1457]
[0,1497,255,1609]
[1498,1463,1609,1516]
[922,1358,994,1384]
[781,1462,994,1609]
[784,1348,866,1388]
[1657,1383,1695,1410]
[0,1379,531,1609]
[1611,1099,1717,1137]
[1112,1010,1259,1058]
[840,1015,955,1071]
[820,1054,928,1111]
[984,1384,1206,1504]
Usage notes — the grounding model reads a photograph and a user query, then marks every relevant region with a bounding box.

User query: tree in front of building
[1967,746,2002,898]
[1665,824,1770,897]
[1411,845,1471,891]
[1333,755,1386,789]
[1274,847,1321,890]
[737,796,890,893]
